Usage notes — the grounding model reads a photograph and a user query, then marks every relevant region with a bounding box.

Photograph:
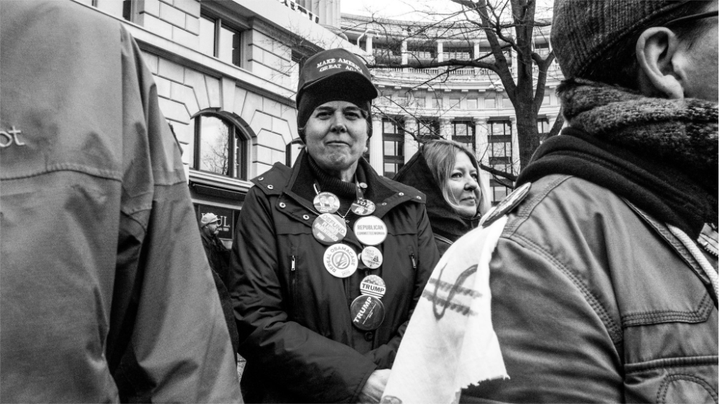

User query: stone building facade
[341,13,563,204]
[74,0,355,245]
[72,0,561,244]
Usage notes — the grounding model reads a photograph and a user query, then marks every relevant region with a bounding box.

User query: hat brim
[299,71,378,104]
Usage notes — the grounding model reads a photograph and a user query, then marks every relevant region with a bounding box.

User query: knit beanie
[551,0,691,79]
[296,48,378,142]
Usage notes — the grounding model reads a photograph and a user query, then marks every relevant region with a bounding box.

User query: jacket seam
[506,232,623,344]
[0,163,123,181]
[621,293,713,326]
[657,373,718,403]
[625,355,719,374]
[623,200,712,285]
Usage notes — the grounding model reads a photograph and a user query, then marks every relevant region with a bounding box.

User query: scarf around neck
[518,79,718,238]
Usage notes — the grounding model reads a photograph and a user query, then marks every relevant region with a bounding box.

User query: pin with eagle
[359,246,383,269]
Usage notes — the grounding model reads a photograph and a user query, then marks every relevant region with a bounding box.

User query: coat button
[303,214,310,220]
[364,332,374,341]
[416,195,422,200]
[381,202,387,206]
[267,184,274,190]
[258,177,264,181]
[279,202,286,208]
[399,192,404,196]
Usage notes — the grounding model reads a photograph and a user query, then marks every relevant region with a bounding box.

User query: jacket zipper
[408,246,417,270]
[290,251,298,315]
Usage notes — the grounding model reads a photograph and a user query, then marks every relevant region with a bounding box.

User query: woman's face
[446,151,480,218]
[304,101,368,181]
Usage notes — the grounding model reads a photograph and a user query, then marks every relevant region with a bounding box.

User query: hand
[358,369,391,404]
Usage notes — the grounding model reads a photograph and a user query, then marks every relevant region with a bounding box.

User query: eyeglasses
[665,10,718,26]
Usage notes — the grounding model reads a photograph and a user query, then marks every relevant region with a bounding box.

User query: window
[193,112,249,180]
[452,121,476,151]
[382,118,404,177]
[417,118,440,142]
[485,95,496,109]
[86,0,134,20]
[488,119,513,205]
[467,98,478,110]
[445,49,471,60]
[537,117,549,137]
[199,13,242,67]
[502,96,513,108]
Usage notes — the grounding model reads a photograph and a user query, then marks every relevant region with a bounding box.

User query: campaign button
[350,199,376,216]
[313,192,340,214]
[360,246,383,270]
[323,244,358,278]
[360,274,386,298]
[350,295,385,331]
[353,216,387,246]
[312,213,347,245]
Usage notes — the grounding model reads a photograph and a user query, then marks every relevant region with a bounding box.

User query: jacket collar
[251,148,426,219]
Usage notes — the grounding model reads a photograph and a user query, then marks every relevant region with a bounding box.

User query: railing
[372,66,497,82]
[277,0,319,24]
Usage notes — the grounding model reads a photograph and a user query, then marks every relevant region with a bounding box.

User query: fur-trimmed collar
[519,79,718,237]
[559,78,718,198]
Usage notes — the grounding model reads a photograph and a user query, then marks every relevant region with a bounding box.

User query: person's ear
[636,27,685,99]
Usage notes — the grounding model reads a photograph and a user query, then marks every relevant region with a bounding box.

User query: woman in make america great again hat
[228,48,439,403]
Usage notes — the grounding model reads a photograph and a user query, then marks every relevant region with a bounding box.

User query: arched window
[192,110,251,180]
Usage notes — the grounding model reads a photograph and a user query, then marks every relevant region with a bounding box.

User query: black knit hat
[551,0,691,79]
[296,48,378,141]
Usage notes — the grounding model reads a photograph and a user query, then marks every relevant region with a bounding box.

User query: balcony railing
[277,0,319,24]
[372,66,497,82]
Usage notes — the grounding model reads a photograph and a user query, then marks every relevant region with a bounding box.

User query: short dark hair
[582,1,712,90]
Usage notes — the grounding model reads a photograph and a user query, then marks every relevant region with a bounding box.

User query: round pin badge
[323,244,358,278]
[360,246,383,269]
[312,213,347,245]
[350,199,376,216]
[353,216,387,246]
[350,295,385,331]
[360,274,386,298]
[313,192,340,214]
[480,182,532,228]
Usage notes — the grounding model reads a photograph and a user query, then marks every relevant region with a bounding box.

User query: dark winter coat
[229,150,439,403]
[394,150,479,256]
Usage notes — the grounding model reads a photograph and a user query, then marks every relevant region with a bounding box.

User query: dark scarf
[394,150,479,243]
[291,150,392,214]
[518,79,718,238]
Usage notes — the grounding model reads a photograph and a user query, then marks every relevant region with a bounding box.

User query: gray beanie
[551,0,691,79]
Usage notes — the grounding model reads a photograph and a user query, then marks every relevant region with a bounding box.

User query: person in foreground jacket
[229,48,439,403]
[0,2,242,402]
[458,0,718,402]
[395,139,490,256]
